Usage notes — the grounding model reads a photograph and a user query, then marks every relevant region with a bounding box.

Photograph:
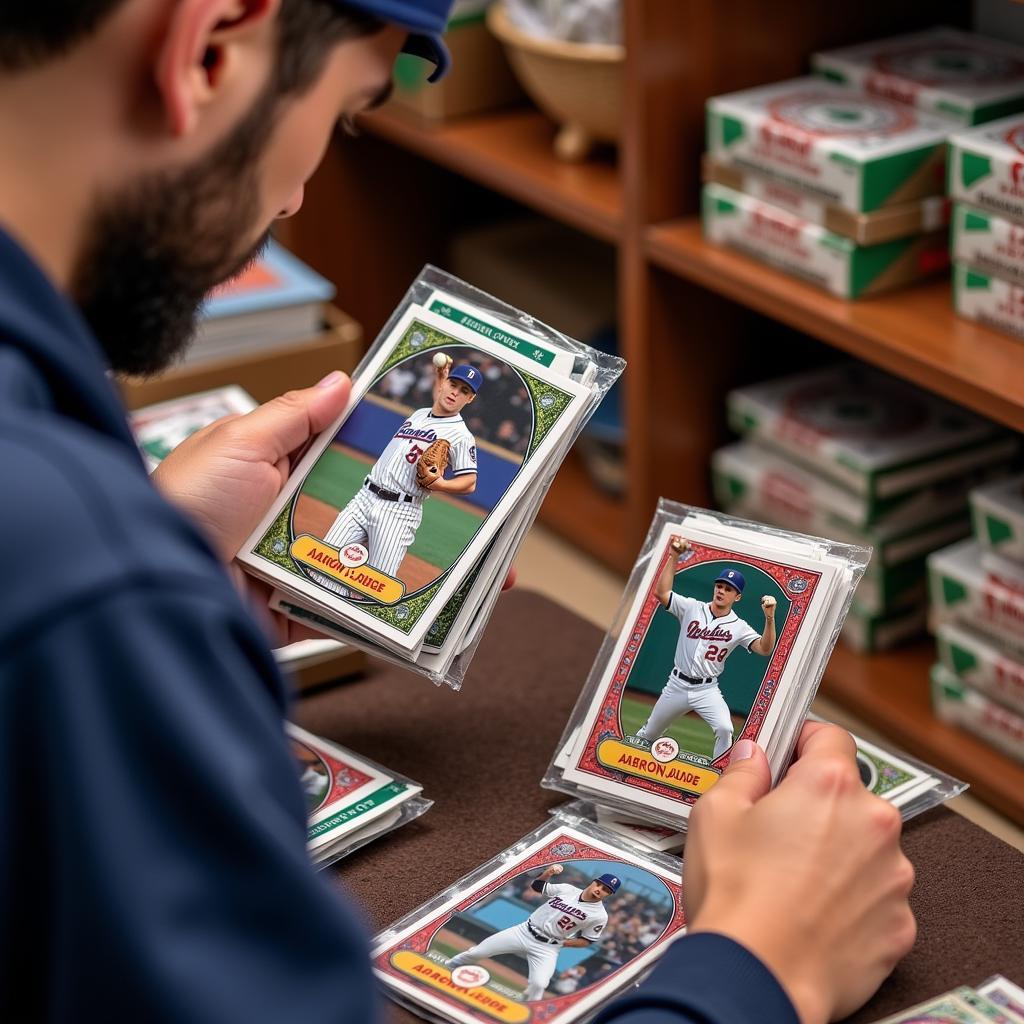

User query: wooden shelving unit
[282,0,1024,822]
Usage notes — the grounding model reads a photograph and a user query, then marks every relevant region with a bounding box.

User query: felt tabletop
[294,589,1024,1024]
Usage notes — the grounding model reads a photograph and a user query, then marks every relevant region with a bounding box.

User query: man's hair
[0,1,383,93]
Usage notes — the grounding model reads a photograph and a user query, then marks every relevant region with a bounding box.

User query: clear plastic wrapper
[238,266,624,690]
[371,810,685,1024]
[544,499,869,828]
[287,723,431,870]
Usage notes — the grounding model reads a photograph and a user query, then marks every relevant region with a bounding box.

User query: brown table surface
[295,590,1024,1024]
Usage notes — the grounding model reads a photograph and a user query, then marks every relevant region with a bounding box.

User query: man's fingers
[231,371,350,464]
[709,739,772,808]
[795,721,857,761]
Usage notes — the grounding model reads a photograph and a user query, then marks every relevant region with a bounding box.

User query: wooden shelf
[822,641,1024,826]
[538,450,631,572]
[646,218,1024,433]
[363,106,623,243]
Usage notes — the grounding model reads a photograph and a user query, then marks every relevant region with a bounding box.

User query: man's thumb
[713,739,772,806]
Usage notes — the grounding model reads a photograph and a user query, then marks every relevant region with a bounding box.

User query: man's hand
[761,595,777,617]
[153,371,351,562]
[670,536,690,554]
[683,723,915,1024]
[540,864,564,881]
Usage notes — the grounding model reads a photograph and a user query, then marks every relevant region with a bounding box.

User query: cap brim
[402,32,451,82]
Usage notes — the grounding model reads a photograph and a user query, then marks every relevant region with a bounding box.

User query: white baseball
[432,352,449,369]
[762,596,777,610]
[550,865,563,875]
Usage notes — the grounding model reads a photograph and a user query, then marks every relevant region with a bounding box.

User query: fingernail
[731,739,756,762]
[317,370,343,388]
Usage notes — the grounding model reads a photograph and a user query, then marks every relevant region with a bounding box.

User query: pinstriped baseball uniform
[448,882,608,1002]
[311,408,477,593]
[636,593,760,758]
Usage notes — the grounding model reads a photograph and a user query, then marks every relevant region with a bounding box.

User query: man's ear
[154,0,280,137]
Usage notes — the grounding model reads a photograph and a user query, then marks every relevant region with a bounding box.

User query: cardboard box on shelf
[948,114,1024,224]
[120,304,363,409]
[953,263,1024,340]
[391,10,522,120]
[931,662,1024,763]
[952,202,1024,286]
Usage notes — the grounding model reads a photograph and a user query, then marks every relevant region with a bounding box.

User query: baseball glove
[416,438,450,488]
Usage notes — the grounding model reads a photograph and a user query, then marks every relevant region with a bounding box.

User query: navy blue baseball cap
[595,873,621,893]
[714,568,746,593]
[342,0,453,81]
[449,364,482,393]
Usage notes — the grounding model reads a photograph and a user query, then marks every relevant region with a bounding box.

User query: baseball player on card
[447,864,618,1002]
[312,356,480,592]
[635,536,777,759]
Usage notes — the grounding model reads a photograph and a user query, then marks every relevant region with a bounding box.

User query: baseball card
[979,977,1024,1022]
[287,724,425,864]
[852,733,940,808]
[551,508,861,825]
[238,301,593,656]
[128,385,258,471]
[372,818,686,1024]
[956,986,1024,1024]
[873,992,997,1024]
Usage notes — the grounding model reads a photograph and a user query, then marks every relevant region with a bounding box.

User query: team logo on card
[341,543,368,568]
[651,738,680,763]
[787,577,808,594]
[451,966,490,989]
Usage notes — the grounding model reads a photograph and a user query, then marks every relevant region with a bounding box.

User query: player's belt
[365,477,413,503]
[526,923,562,946]
[672,668,714,686]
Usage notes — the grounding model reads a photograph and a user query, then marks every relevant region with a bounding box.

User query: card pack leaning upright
[236,266,623,688]
[545,500,868,828]
[371,812,686,1024]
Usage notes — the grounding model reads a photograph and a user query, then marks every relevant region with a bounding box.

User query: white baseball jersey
[527,883,608,942]
[371,407,476,498]
[667,593,760,680]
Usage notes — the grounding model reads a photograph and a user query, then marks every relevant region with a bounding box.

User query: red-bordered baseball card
[553,512,856,824]
[372,818,685,1024]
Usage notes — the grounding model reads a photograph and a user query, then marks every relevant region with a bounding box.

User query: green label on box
[428,300,556,366]
[986,513,1014,548]
[961,151,992,188]
[949,642,978,675]
[941,575,968,606]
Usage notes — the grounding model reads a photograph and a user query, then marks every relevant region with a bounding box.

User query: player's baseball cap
[714,568,746,593]
[449,364,482,393]
[595,873,621,893]
[340,0,453,81]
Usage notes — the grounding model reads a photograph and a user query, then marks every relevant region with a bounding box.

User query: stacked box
[717,366,1016,652]
[949,114,1024,338]
[970,474,1024,560]
[702,183,948,299]
[931,663,1024,763]
[813,28,1024,127]
[936,621,1024,715]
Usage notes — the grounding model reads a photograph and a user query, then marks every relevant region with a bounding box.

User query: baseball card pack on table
[371,813,686,1024]
[128,384,258,472]
[936,621,1024,716]
[812,27,1024,127]
[702,182,949,299]
[931,663,1024,765]
[288,724,430,868]
[236,266,623,688]
[928,539,1024,654]
[706,77,950,214]
[872,982,1024,1024]
[726,364,1018,505]
[702,157,949,245]
[952,204,1024,287]
[971,475,1024,561]
[953,265,1024,339]
[949,115,1024,223]
[545,500,868,828]
[979,975,1024,1021]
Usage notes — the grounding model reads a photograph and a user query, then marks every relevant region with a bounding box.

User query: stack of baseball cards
[236,266,623,688]
[872,976,1024,1023]
[545,499,869,829]
[716,364,1017,652]
[287,724,430,868]
[704,76,952,299]
[949,115,1024,339]
[371,811,687,1024]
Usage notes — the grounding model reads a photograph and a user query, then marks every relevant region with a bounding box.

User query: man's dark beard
[71,84,282,376]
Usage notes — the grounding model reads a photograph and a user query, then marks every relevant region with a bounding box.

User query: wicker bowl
[486,2,624,162]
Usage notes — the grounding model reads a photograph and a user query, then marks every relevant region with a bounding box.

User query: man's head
[433,364,478,416]
[582,873,620,902]
[711,568,745,613]
[0,1,450,375]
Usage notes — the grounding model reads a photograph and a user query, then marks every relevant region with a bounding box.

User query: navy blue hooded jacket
[0,225,796,1024]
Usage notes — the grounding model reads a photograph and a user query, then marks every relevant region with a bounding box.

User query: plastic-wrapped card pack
[237,266,624,689]
[371,811,686,1024]
[545,500,869,828]
[288,724,431,869]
